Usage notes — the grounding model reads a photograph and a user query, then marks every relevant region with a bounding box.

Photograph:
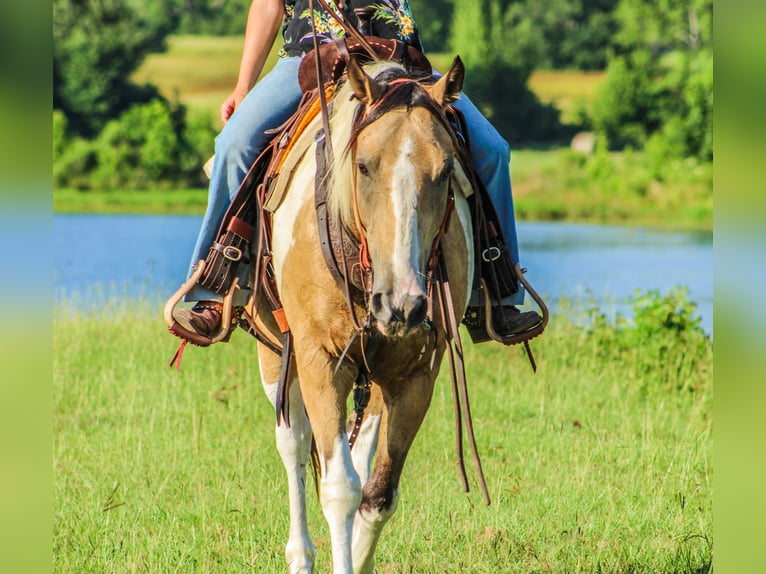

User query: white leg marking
[259,361,316,573]
[350,413,381,485]
[351,489,400,574]
[390,136,423,303]
[320,436,362,574]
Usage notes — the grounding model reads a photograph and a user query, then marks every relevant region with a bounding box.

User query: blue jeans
[450,92,524,305]
[186,57,304,302]
[187,56,524,305]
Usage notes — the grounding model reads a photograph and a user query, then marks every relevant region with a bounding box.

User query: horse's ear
[346,55,383,105]
[428,56,465,107]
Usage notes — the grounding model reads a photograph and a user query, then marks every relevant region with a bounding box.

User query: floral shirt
[280,0,423,58]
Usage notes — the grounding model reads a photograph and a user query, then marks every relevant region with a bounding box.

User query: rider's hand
[220,87,249,125]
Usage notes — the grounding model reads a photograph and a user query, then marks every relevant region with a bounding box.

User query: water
[53,215,712,333]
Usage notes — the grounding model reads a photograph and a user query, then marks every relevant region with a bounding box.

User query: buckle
[481,246,502,262]
[223,246,243,261]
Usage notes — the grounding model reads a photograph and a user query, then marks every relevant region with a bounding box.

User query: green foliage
[54,100,216,191]
[173,0,251,35]
[53,0,172,137]
[52,110,68,159]
[463,60,563,144]
[450,0,564,143]
[53,138,100,190]
[503,0,619,71]
[592,50,658,149]
[585,287,711,393]
[408,0,454,52]
[93,100,182,188]
[591,0,713,164]
[511,148,712,229]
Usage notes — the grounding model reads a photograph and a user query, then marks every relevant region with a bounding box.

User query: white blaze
[390,135,422,300]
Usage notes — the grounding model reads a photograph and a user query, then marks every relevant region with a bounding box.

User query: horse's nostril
[371,292,385,317]
[405,295,428,328]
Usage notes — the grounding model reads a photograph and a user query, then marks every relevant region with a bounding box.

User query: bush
[54,98,216,190]
[592,50,659,150]
[585,287,711,393]
[53,138,100,190]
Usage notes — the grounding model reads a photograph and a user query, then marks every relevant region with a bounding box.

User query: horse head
[342,56,465,338]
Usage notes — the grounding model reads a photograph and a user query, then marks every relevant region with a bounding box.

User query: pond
[53,215,712,333]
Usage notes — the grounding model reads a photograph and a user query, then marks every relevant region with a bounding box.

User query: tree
[592,0,713,160]
[174,0,251,35]
[408,0,455,53]
[53,0,173,137]
[472,0,621,71]
[450,0,562,143]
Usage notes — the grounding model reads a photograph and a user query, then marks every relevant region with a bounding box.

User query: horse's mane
[326,61,450,230]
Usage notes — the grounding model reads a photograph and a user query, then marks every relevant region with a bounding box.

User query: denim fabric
[450,91,524,305]
[186,57,304,302]
[187,57,524,305]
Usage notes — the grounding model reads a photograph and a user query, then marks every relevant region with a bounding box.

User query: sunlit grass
[53,188,209,215]
[132,36,282,122]
[54,296,711,572]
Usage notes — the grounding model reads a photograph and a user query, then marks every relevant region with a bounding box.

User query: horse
[250,56,474,574]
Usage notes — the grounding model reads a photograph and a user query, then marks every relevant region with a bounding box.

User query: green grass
[511,149,713,231]
[54,296,711,573]
[53,188,209,215]
[132,36,283,121]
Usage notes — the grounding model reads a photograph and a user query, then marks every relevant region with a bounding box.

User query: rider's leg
[449,92,542,340]
[184,56,304,305]
[451,92,524,305]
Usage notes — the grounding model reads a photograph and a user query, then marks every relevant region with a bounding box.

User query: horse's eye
[437,164,453,184]
[357,162,370,177]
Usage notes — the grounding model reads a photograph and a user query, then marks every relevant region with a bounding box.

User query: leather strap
[227,216,254,241]
[435,252,491,505]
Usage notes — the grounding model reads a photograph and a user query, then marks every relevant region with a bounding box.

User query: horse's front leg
[349,384,384,485]
[351,370,437,574]
[258,343,316,574]
[297,351,361,574]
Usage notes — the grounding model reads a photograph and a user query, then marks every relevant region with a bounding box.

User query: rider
[173,0,542,341]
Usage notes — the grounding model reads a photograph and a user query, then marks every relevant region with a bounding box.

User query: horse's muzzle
[371,291,428,337]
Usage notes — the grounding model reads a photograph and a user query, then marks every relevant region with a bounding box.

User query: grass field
[53,295,712,573]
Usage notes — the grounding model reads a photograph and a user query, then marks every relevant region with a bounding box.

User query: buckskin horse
[240,56,476,574]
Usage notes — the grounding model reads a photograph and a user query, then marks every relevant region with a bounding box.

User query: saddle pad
[265,85,336,213]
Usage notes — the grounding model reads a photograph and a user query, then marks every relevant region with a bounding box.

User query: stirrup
[480,264,549,346]
[163,259,240,346]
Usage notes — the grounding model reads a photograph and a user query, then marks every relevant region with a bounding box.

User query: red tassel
[169,339,188,371]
